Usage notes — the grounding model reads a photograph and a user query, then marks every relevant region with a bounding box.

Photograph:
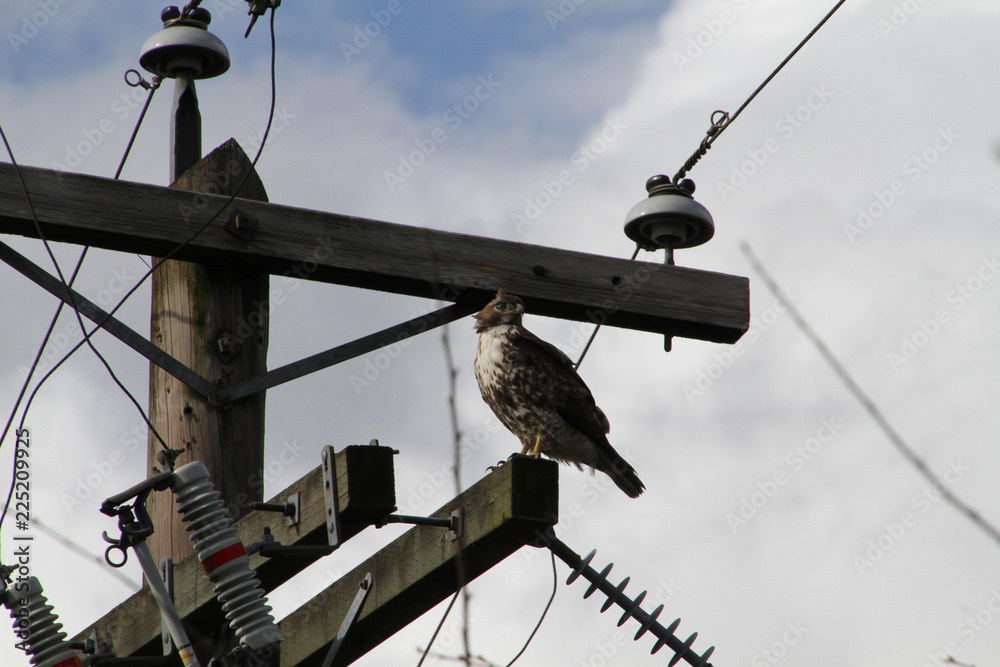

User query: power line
[0,249,88,533]
[0,8,280,550]
[0,68,165,486]
[33,7,279,404]
[673,0,850,182]
[117,70,162,181]
[502,550,557,667]
[574,245,640,371]
[5,74,171,451]
[740,240,1000,547]
[0,122,165,545]
[0,70,173,543]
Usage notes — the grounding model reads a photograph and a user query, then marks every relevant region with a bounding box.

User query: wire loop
[709,109,729,130]
[670,0,848,181]
[124,69,161,91]
[672,110,730,184]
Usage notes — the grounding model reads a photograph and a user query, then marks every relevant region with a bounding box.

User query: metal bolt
[161,6,181,23]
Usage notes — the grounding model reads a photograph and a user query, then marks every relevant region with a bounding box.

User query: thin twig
[740,241,1000,547]
[442,325,472,666]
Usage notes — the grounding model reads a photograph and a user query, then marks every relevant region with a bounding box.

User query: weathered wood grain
[145,139,271,571]
[0,160,748,342]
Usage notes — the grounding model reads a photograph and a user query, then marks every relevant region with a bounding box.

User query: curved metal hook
[102,532,129,568]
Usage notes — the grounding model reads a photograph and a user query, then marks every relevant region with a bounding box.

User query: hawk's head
[474,289,525,333]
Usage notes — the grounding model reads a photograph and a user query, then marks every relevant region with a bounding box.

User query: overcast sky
[2,1,1000,666]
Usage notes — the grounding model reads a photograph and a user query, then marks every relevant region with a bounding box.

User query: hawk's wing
[503,323,645,498]
[512,325,611,440]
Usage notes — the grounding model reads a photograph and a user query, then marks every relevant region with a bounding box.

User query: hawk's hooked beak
[504,303,525,316]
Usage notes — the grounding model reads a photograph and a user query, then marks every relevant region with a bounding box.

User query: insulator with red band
[172,461,283,651]
[4,577,82,667]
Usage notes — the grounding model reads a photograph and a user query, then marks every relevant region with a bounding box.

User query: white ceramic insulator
[172,461,283,651]
[6,577,81,667]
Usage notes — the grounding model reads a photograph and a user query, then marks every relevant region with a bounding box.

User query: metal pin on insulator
[619,589,646,626]
[172,461,283,651]
[584,562,613,599]
[4,577,82,667]
[566,549,597,585]
[601,576,630,613]
[634,603,664,640]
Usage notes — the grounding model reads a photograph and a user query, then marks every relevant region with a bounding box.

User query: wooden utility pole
[0,153,750,665]
[146,140,270,567]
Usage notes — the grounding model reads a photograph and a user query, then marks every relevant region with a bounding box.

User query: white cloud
[2,1,1000,666]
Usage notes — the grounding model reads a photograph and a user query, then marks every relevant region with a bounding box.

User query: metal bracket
[449,508,463,542]
[244,0,281,38]
[321,573,372,667]
[78,627,173,666]
[247,526,338,558]
[285,492,300,527]
[208,329,243,364]
[225,208,257,241]
[85,628,106,658]
[322,446,342,548]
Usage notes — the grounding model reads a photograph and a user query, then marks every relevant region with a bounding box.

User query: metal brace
[321,573,372,667]
[78,627,173,667]
[208,329,243,365]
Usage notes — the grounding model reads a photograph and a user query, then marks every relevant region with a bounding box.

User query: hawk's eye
[494,302,504,310]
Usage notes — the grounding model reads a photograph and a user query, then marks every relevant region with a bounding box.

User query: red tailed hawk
[474,289,644,498]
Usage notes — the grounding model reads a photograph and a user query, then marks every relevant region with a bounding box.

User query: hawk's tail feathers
[604,456,645,499]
